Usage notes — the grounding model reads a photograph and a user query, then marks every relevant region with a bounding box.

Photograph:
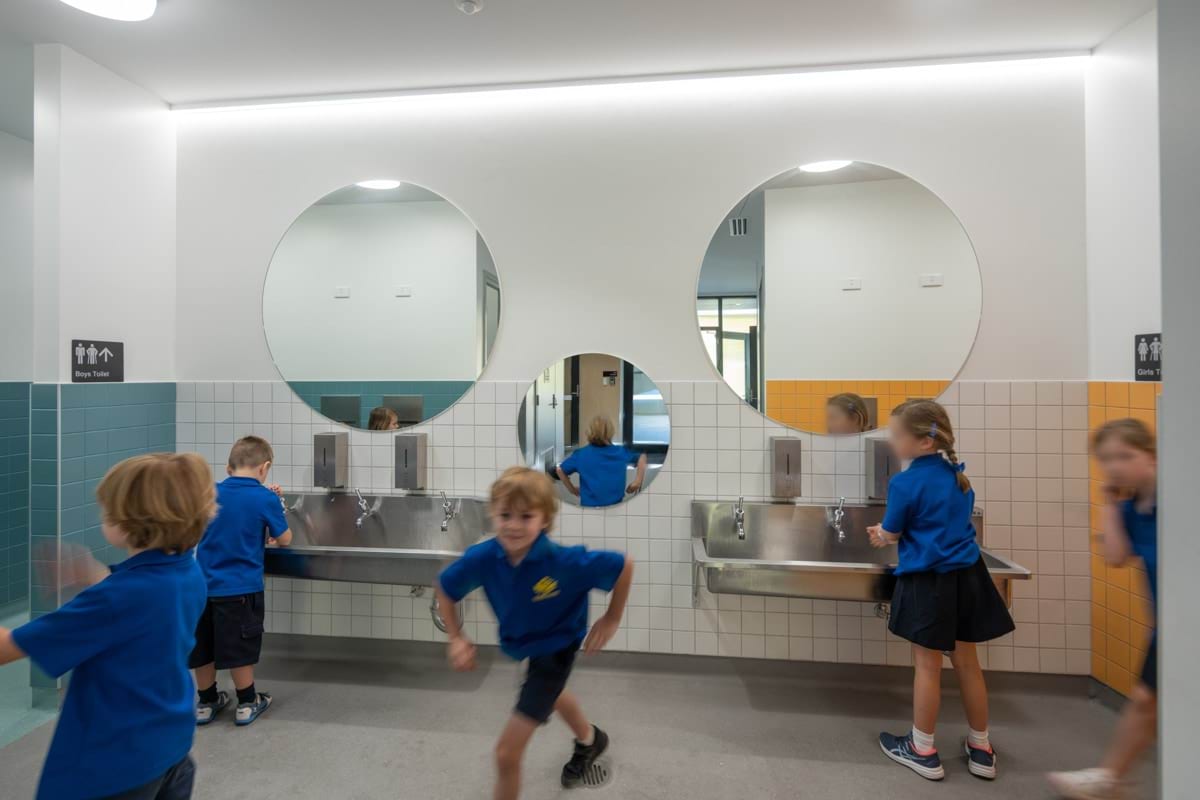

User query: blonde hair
[489,466,559,530]
[1093,418,1156,456]
[826,392,870,433]
[368,406,398,431]
[227,436,274,470]
[585,415,615,447]
[892,399,971,493]
[96,453,216,553]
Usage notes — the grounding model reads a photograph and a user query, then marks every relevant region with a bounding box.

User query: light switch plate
[395,286,413,297]
[919,273,945,287]
[334,286,351,298]
[841,278,862,291]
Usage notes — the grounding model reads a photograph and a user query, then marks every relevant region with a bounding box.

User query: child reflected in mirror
[556,415,648,507]
[368,406,400,431]
[825,392,871,434]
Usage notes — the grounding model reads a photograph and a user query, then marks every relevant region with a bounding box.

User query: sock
[968,728,991,752]
[911,726,936,755]
[236,683,257,705]
[577,725,595,747]
[197,683,219,704]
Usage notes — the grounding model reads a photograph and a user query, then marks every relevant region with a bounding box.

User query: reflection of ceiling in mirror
[317,183,446,205]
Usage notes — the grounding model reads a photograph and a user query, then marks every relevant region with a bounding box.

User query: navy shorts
[100,755,194,800]
[888,557,1015,652]
[188,592,266,670]
[515,642,579,723]
[1140,632,1157,691]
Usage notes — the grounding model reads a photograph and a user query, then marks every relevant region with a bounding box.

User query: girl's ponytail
[892,399,972,493]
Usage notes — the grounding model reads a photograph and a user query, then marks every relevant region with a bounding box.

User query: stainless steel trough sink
[692,500,1031,604]
[264,492,488,587]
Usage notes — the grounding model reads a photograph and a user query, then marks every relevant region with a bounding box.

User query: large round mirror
[696,161,981,435]
[518,354,669,508]
[263,181,500,430]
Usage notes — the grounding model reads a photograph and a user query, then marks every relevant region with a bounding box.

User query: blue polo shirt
[1122,497,1158,605]
[438,533,626,660]
[12,549,206,800]
[883,454,980,575]
[559,444,640,508]
[197,476,289,597]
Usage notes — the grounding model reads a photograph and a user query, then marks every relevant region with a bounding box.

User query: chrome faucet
[440,491,459,532]
[733,496,746,540]
[830,496,847,542]
[353,488,374,529]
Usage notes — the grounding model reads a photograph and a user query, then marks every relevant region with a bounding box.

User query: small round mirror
[263,181,500,430]
[696,161,981,434]
[518,354,669,508]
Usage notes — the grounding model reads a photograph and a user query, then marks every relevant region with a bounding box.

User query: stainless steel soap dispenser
[394,433,428,490]
[770,437,803,499]
[313,432,349,489]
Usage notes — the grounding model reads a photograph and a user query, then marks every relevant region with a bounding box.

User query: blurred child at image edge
[1048,419,1159,800]
[189,436,291,727]
[436,466,634,800]
[0,453,214,800]
[868,400,1015,782]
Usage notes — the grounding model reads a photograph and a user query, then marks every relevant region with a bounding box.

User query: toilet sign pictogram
[71,339,124,383]
[1134,333,1162,382]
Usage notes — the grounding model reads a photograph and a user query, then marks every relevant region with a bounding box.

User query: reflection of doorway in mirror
[697,295,760,408]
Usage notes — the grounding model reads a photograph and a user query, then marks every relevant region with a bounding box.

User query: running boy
[0,453,214,799]
[1048,418,1158,799]
[868,400,1015,781]
[436,466,634,800]
[190,435,292,726]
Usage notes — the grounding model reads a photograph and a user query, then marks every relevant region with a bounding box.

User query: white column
[1158,2,1200,798]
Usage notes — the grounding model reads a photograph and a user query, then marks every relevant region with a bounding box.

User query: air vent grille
[728,218,749,237]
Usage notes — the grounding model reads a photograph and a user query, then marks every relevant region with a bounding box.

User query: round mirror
[263,181,501,430]
[696,161,981,434]
[518,354,669,508]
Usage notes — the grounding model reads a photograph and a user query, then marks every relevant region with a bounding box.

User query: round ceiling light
[798,160,854,173]
[355,180,402,190]
[58,0,157,21]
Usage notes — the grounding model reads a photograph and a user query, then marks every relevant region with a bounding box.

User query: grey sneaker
[196,690,230,726]
[235,692,272,726]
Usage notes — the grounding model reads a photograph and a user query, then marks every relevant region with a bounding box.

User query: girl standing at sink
[867,399,1014,782]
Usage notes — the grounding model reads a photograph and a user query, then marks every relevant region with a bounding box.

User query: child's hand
[583,614,620,655]
[268,484,284,497]
[626,481,642,495]
[867,524,899,549]
[447,636,477,671]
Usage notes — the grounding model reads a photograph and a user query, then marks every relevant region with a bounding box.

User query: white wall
[1159,0,1200,794]
[0,130,33,381]
[1085,11,1160,380]
[33,45,176,383]
[263,200,479,381]
[176,57,1088,386]
[763,178,980,380]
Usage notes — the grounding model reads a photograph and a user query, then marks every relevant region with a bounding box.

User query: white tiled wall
[177,379,1091,675]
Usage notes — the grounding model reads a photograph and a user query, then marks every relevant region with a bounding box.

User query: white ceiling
[0,0,1152,107]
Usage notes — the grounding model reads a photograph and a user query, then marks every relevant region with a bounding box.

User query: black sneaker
[964,739,997,780]
[561,725,609,788]
[878,731,945,781]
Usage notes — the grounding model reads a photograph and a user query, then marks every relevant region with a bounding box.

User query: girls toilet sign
[1134,333,1162,382]
[71,339,124,383]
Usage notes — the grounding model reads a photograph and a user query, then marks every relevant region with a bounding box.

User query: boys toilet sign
[71,339,124,383]
[1134,333,1162,382]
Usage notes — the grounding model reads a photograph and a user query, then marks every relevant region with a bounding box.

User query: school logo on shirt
[531,576,560,602]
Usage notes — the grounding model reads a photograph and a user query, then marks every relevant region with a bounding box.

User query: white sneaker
[1046,768,1126,799]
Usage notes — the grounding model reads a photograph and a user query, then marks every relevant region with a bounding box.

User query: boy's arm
[556,466,580,497]
[264,491,293,547]
[435,582,477,671]
[268,529,293,547]
[0,628,26,667]
[627,454,648,494]
[1100,492,1133,567]
[583,555,634,654]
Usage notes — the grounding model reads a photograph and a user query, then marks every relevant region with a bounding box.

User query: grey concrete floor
[0,636,1158,799]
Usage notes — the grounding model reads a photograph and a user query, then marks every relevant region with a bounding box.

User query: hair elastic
[928,422,938,438]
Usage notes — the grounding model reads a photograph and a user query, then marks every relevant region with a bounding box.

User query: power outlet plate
[334,286,351,298]
[919,273,945,287]
[841,278,863,291]
[395,285,413,297]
